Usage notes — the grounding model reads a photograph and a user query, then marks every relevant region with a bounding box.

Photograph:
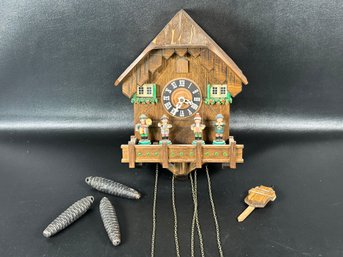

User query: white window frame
[146,86,152,96]
[220,85,227,96]
[211,84,227,98]
[137,86,145,96]
[211,86,218,96]
[137,84,154,97]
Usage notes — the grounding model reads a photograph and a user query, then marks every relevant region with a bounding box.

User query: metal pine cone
[43,196,94,238]
[99,197,121,246]
[85,176,141,200]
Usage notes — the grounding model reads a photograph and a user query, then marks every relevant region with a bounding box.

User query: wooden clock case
[114,10,248,176]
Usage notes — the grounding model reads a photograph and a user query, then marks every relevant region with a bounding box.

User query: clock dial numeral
[190,103,198,110]
[164,102,172,110]
[170,108,178,116]
[162,79,202,118]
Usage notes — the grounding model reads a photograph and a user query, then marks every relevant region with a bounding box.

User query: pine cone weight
[85,176,141,200]
[99,197,121,246]
[43,196,94,238]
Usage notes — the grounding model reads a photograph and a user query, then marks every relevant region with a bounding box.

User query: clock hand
[184,99,193,105]
[175,101,182,110]
[174,96,185,112]
[178,96,186,104]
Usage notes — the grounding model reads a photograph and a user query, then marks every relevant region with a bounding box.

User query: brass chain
[206,165,224,257]
[190,170,205,257]
[172,175,181,257]
[151,164,159,257]
[151,165,224,257]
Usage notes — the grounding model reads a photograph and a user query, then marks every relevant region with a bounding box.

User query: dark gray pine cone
[99,197,121,246]
[85,176,141,200]
[43,196,94,238]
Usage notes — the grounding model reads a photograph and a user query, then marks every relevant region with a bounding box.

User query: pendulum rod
[172,175,181,257]
[190,170,205,257]
[151,164,159,257]
[206,165,224,257]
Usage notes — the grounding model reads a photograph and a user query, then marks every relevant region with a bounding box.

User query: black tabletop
[1,132,343,257]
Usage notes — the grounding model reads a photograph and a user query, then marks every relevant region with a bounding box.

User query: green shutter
[153,84,156,98]
[207,84,211,100]
[226,91,232,104]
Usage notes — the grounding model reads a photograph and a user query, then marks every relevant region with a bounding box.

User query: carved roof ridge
[115,9,248,86]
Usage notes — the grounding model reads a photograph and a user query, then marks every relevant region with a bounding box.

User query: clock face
[162,79,202,118]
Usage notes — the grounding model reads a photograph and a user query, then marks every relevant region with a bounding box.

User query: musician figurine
[158,114,172,144]
[213,114,225,145]
[191,113,206,144]
[135,114,152,144]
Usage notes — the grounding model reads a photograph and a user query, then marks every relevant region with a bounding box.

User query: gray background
[1,0,342,132]
[0,0,343,256]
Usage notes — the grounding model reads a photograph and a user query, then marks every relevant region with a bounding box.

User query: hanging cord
[190,170,205,257]
[206,165,224,257]
[172,175,181,257]
[151,164,159,257]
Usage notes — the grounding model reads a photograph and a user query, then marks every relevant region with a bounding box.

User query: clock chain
[172,175,181,257]
[150,164,159,257]
[150,165,224,257]
[206,165,225,257]
[190,170,205,257]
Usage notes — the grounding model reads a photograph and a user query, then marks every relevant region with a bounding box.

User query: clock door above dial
[162,79,202,118]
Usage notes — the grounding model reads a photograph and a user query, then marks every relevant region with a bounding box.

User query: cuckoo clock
[115,10,248,176]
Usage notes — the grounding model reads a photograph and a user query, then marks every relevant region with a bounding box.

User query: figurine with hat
[190,113,206,145]
[158,114,173,144]
[135,114,152,144]
[213,113,225,145]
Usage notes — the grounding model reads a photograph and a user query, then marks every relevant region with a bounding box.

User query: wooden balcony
[121,136,243,176]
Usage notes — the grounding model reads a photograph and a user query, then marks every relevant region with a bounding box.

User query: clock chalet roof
[115,9,248,95]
